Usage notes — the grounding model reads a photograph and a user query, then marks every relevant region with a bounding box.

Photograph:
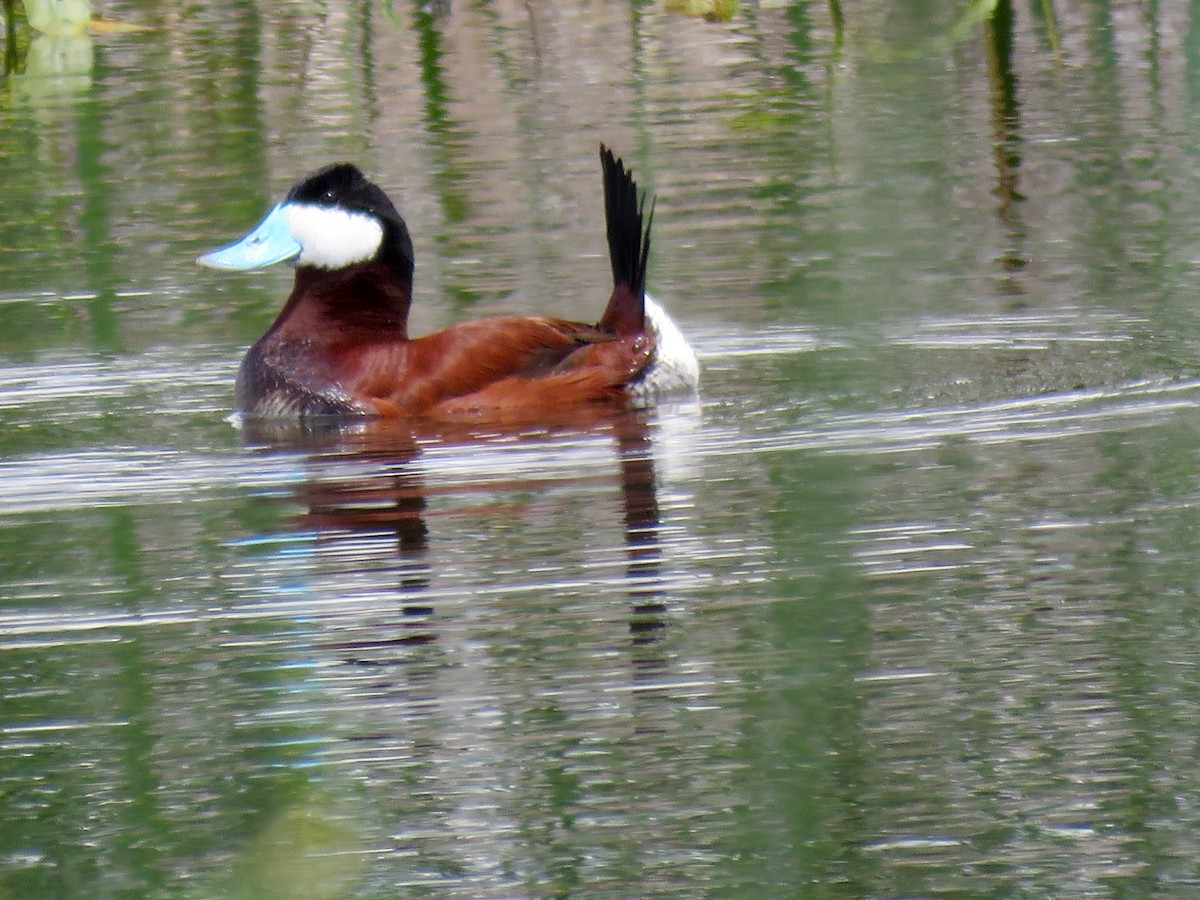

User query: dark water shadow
[985,0,1028,294]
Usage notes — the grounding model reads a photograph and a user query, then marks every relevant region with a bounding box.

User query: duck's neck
[274,263,413,341]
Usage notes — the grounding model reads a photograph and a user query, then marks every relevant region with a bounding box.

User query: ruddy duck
[199,146,699,422]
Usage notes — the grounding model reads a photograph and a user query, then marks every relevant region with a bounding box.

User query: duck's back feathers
[335,317,652,421]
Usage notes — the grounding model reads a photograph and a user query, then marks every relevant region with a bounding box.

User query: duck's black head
[198,163,416,288]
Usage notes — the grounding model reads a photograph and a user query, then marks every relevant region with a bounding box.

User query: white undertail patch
[631,295,701,405]
[286,203,384,269]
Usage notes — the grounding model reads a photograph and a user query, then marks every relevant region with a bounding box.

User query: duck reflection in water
[240,410,678,661]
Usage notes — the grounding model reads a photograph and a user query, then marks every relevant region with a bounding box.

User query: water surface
[4,0,1200,896]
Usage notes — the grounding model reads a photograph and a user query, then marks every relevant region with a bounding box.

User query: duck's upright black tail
[598,145,654,336]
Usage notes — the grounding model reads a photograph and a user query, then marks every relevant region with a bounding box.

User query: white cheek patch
[286,203,384,269]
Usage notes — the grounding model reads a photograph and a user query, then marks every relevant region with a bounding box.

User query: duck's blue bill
[197,203,301,270]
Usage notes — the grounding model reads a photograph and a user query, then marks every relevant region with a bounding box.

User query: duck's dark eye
[320,190,337,206]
